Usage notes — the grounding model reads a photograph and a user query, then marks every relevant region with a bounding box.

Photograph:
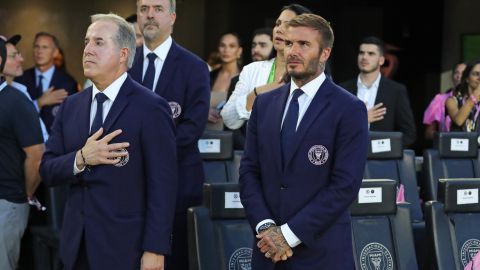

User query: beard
[142,21,161,42]
[288,56,322,82]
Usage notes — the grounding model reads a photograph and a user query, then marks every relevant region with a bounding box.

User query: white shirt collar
[35,65,55,78]
[289,72,327,98]
[357,73,381,90]
[91,72,128,102]
[143,36,172,62]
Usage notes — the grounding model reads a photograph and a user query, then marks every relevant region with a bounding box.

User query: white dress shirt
[141,36,172,91]
[257,72,327,248]
[221,58,275,129]
[356,73,381,110]
[74,72,127,174]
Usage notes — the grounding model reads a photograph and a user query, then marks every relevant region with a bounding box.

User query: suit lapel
[270,85,290,172]
[102,77,133,134]
[27,69,42,99]
[77,87,93,142]
[154,42,179,96]
[373,77,386,105]
[129,47,144,83]
[284,78,333,168]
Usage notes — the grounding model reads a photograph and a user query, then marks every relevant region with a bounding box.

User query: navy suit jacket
[129,41,210,211]
[239,78,368,269]
[340,77,416,147]
[16,66,78,133]
[40,76,178,269]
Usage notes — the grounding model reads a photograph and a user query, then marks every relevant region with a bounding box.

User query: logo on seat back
[360,242,393,270]
[461,239,480,267]
[229,247,252,270]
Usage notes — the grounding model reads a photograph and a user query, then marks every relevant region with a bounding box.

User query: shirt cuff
[280,224,302,248]
[73,156,85,175]
[255,219,276,234]
[235,94,251,120]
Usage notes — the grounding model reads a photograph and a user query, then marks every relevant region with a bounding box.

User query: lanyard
[267,59,276,84]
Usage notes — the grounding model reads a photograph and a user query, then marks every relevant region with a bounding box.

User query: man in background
[16,32,78,133]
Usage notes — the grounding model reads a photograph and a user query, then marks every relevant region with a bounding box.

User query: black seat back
[423,132,480,201]
[425,178,480,270]
[364,132,423,221]
[351,179,419,270]
[199,131,234,183]
[188,183,254,270]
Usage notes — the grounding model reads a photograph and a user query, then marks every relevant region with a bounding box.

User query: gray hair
[91,13,136,68]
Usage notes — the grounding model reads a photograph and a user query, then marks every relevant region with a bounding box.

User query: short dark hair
[252,27,272,40]
[360,36,384,55]
[287,13,334,48]
[281,4,312,16]
[34,32,60,49]
[0,39,6,73]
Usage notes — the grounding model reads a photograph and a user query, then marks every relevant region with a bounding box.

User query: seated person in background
[445,60,480,132]
[207,32,242,130]
[221,4,312,130]
[423,62,466,139]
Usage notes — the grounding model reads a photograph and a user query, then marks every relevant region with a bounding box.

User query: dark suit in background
[129,41,210,270]
[40,76,177,269]
[16,67,77,133]
[340,76,416,147]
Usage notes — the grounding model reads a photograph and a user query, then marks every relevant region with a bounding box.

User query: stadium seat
[423,132,480,201]
[188,182,254,270]
[199,130,234,183]
[424,178,480,270]
[351,179,419,270]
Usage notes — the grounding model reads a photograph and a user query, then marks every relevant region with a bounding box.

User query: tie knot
[95,92,108,104]
[147,53,158,62]
[38,75,44,80]
[291,89,304,101]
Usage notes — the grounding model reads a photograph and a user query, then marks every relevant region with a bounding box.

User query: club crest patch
[228,247,252,270]
[168,101,181,119]
[461,239,480,267]
[52,105,60,116]
[360,242,393,270]
[113,148,129,167]
[308,145,328,165]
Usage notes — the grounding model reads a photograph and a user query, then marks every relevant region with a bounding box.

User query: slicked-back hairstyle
[252,27,273,40]
[91,13,136,68]
[360,36,384,55]
[287,13,334,48]
[0,39,6,73]
[281,3,312,16]
[136,0,176,13]
[34,32,60,49]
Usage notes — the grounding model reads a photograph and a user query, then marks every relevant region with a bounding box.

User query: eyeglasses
[7,51,21,58]
[470,71,480,77]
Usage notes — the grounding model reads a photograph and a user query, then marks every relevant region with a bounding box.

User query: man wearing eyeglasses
[0,37,44,270]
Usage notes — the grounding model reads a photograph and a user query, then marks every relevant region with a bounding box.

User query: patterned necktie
[281,89,304,166]
[90,92,108,135]
[142,53,158,90]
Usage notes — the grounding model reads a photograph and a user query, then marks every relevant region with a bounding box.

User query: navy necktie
[142,53,157,90]
[90,93,108,135]
[281,89,304,166]
[37,75,44,92]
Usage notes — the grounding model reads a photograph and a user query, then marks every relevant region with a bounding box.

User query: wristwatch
[258,222,276,233]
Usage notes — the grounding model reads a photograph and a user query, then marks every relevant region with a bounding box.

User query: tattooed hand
[256,226,293,263]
